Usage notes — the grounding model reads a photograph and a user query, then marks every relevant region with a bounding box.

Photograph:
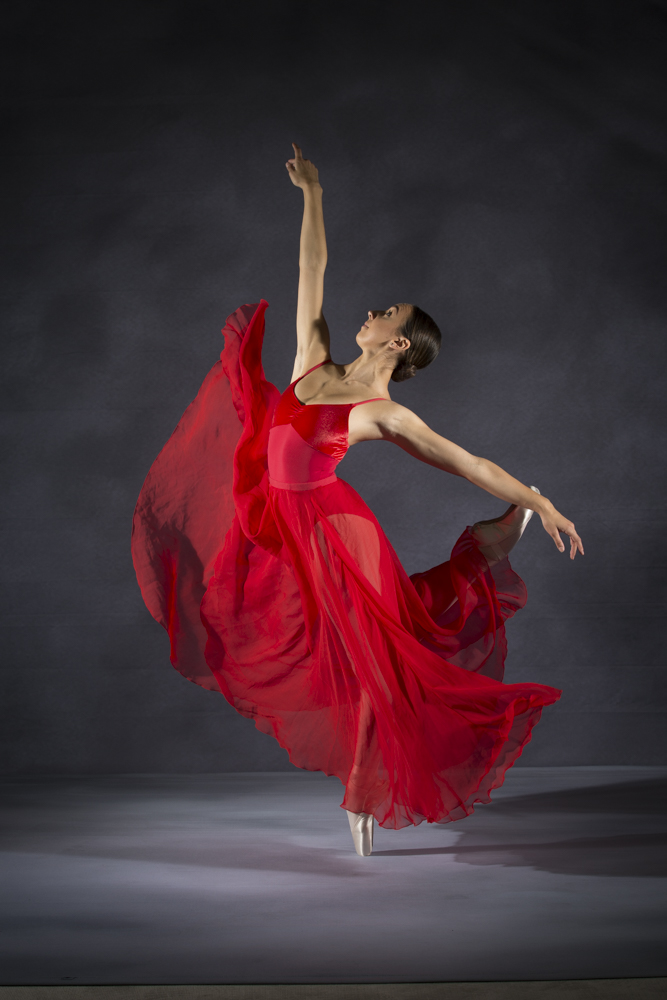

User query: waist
[267,423,341,487]
[269,473,338,492]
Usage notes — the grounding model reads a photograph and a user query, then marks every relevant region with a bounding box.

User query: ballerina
[132,143,583,858]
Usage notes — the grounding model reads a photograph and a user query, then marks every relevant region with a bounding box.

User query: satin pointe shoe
[346,810,374,856]
[470,486,541,568]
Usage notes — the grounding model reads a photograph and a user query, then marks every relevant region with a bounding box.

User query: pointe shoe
[346,810,374,856]
[470,486,541,568]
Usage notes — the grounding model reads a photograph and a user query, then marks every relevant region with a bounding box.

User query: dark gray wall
[2,0,666,773]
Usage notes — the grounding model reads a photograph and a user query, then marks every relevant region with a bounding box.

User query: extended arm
[286,144,330,381]
[365,402,584,559]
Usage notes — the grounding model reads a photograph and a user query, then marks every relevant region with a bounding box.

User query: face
[357,304,411,353]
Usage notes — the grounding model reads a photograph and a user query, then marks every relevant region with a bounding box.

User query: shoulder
[363,399,424,427]
[349,398,428,444]
[290,352,333,383]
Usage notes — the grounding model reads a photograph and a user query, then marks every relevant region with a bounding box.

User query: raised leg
[470,486,541,569]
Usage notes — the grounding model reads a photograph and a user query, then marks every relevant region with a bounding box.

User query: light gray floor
[1,768,666,986]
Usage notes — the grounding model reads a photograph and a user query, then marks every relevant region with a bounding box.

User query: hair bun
[390,305,442,383]
[391,361,418,383]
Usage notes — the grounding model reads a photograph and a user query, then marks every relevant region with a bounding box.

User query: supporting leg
[346,810,374,856]
[345,692,376,856]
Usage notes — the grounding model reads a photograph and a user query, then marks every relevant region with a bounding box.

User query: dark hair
[391,305,442,382]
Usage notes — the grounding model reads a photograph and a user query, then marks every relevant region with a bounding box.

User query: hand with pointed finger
[539,504,584,559]
[285,142,321,189]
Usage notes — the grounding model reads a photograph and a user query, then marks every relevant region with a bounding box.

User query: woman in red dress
[132,144,584,856]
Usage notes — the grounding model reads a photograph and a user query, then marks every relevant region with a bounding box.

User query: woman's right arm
[387,404,584,558]
[286,144,330,381]
[353,400,584,559]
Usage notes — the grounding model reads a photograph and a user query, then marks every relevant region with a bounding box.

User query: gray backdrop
[2,0,665,773]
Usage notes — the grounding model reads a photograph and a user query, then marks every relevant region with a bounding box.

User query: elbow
[299,256,327,273]
[464,454,486,482]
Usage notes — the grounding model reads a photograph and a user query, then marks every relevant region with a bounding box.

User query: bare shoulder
[290,346,332,383]
[348,398,429,445]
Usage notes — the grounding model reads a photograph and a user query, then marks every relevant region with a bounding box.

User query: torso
[291,360,393,447]
[267,360,392,488]
[292,360,388,406]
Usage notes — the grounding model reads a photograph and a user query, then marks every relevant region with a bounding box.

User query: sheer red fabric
[132,301,560,829]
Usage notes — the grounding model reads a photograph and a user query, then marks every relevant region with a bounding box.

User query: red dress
[132,301,560,829]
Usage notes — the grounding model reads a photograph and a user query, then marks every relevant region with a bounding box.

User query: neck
[342,351,394,394]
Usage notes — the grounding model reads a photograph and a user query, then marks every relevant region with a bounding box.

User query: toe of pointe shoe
[471,486,542,540]
[470,486,542,564]
[471,503,517,535]
[347,810,374,856]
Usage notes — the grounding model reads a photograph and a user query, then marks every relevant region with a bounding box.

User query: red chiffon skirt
[132,301,561,829]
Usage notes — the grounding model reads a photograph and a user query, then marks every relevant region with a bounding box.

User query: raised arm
[353,402,584,559]
[286,143,331,381]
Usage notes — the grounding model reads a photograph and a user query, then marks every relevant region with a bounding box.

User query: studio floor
[1,768,666,988]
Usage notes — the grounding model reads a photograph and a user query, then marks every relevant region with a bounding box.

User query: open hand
[539,505,584,559]
[286,143,320,188]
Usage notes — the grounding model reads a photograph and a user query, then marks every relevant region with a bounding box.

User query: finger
[569,530,584,559]
[292,142,303,159]
[553,530,565,553]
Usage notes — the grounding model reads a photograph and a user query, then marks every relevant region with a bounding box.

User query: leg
[346,809,374,856]
[345,691,375,856]
[470,486,541,569]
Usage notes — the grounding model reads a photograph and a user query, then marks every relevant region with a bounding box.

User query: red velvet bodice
[267,362,385,490]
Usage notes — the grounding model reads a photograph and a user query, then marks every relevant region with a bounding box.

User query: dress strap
[350,397,389,407]
[293,358,332,386]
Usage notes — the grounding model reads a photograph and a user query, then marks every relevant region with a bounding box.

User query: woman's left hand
[286,143,320,188]
[539,504,584,559]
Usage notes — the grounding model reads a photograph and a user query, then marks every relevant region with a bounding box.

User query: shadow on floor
[376,776,667,876]
[375,830,667,876]
[486,775,667,817]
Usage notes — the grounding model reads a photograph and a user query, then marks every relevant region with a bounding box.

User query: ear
[391,336,411,353]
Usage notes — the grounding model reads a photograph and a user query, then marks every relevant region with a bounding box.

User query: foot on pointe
[470,486,541,568]
[346,810,374,856]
